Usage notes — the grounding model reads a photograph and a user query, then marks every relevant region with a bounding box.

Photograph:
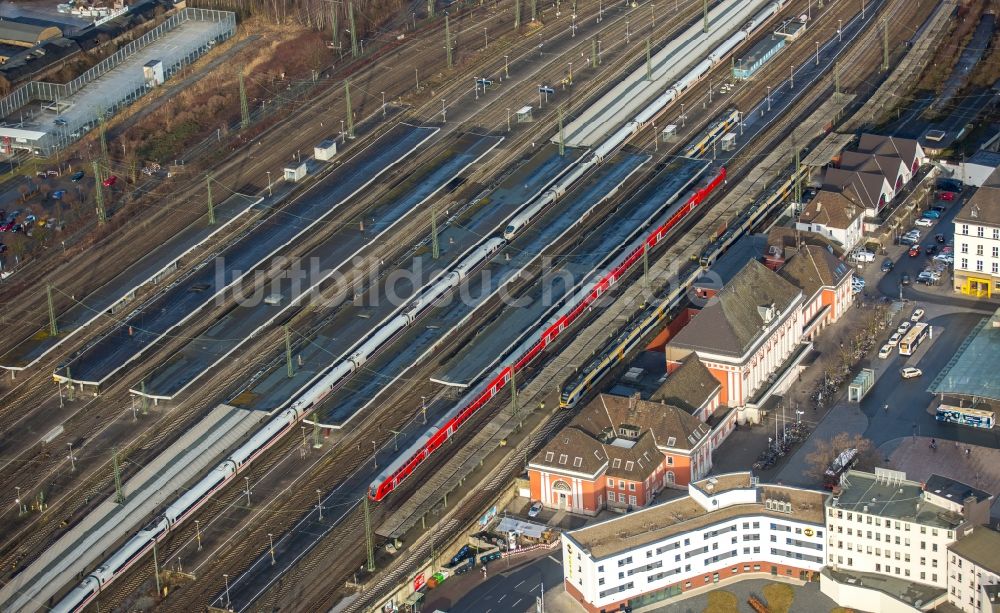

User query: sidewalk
[711,289,894,483]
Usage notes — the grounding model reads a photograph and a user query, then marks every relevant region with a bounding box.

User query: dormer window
[625,461,634,471]
[612,458,622,468]
[666,436,677,447]
[545,452,554,462]
[559,454,568,465]
[573,457,583,468]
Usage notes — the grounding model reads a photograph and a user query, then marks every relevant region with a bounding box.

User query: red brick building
[528,393,712,516]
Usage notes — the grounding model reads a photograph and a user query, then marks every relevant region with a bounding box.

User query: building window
[629,483,636,492]
[558,454,567,465]
[619,480,625,489]
[961,258,968,269]
[978,226,985,237]
[629,495,637,506]
[607,478,614,488]
[993,263,998,274]
[993,246,999,258]
[573,457,582,468]
[978,244,984,256]
[962,224,969,235]
[619,493,626,503]
[544,452,554,462]
[994,228,999,240]
[666,456,674,465]
[625,461,634,471]
[977,260,984,272]
[612,459,621,469]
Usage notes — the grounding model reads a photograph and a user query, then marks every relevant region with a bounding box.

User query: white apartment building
[821,470,992,612]
[561,473,826,613]
[948,525,1000,613]
[953,168,1000,298]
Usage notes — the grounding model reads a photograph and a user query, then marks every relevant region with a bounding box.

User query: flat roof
[822,567,945,608]
[834,470,960,529]
[691,472,753,495]
[567,484,826,560]
[930,309,1000,402]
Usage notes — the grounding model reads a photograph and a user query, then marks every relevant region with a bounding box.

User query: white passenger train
[43,238,506,613]
[503,0,786,240]
[46,2,789,610]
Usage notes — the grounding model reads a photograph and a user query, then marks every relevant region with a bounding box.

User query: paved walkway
[881,436,1000,496]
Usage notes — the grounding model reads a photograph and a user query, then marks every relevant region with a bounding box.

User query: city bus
[899,322,930,356]
[935,405,995,429]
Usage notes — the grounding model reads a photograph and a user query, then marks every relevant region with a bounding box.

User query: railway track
[243,0,932,610]
[0,0,712,607]
[19,0,932,604]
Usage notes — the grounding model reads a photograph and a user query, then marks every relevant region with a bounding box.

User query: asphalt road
[425,550,564,613]
[56,123,435,386]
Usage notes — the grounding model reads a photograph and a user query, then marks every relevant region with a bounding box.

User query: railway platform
[0,404,259,611]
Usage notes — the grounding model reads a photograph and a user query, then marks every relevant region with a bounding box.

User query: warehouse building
[733,34,786,80]
[0,20,61,50]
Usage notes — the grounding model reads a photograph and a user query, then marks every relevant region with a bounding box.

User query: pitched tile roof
[529,394,711,480]
[822,167,890,210]
[856,133,922,170]
[955,168,1000,226]
[651,356,721,415]
[948,525,1000,574]
[778,244,851,298]
[798,189,864,230]
[670,260,802,358]
[839,151,906,182]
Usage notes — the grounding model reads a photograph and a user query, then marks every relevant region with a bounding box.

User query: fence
[0,8,236,155]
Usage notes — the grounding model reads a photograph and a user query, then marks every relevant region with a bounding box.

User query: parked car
[922,210,941,219]
[938,191,957,201]
[908,246,921,257]
[937,178,962,192]
[70,170,85,182]
[888,333,902,346]
[914,218,934,227]
[935,233,946,243]
[102,175,118,188]
[925,244,938,256]
[51,190,65,200]
[900,367,923,379]
[878,344,893,359]
[480,551,503,565]
[897,321,912,335]
[901,273,911,285]
[900,235,918,246]
[911,308,925,322]
[53,118,67,126]
[528,501,543,518]
[917,271,935,284]
[24,214,36,225]
[850,249,876,263]
[449,545,472,567]
[931,204,947,213]
[881,258,894,272]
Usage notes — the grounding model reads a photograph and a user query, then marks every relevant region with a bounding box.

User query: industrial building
[733,33,786,80]
[0,20,62,52]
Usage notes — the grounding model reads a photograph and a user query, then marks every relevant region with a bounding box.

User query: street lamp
[316,489,323,520]
[680,103,685,127]
[504,55,510,77]
[441,99,447,123]
[381,91,386,117]
[815,41,820,66]
[484,27,488,48]
[766,86,771,112]
[223,574,231,610]
[266,171,272,197]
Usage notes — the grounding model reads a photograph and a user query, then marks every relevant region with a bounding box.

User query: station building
[776,245,854,341]
[665,260,806,420]
[952,167,1000,298]
[527,393,712,516]
[561,473,827,613]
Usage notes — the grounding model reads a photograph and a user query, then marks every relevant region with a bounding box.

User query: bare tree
[804,432,882,480]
